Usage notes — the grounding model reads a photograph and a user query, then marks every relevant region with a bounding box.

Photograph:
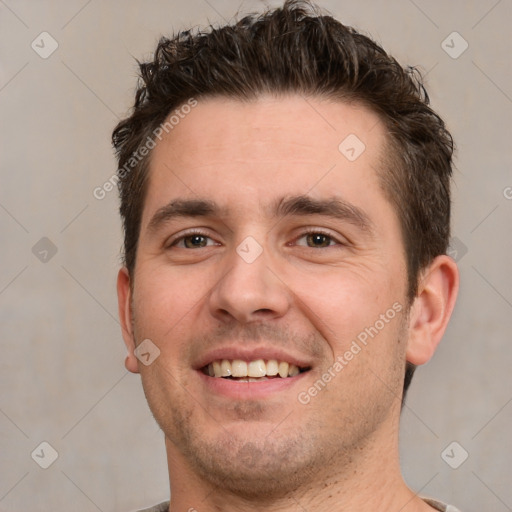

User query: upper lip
[193,346,313,371]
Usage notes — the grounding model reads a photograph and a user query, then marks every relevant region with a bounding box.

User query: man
[113,1,460,510]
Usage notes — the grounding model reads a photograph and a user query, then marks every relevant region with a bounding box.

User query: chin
[193,452,309,501]
[172,422,316,500]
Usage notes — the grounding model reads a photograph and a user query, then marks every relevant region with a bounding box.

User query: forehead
[144,95,389,219]
[153,94,384,161]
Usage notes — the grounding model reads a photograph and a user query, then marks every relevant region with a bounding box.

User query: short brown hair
[112,0,454,399]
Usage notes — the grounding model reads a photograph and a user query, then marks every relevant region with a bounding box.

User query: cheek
[286,262,405,351]
[132,269,201,399]
[133,263,209,334]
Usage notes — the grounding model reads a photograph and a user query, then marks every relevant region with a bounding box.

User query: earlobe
[117,267,140,374]
[406,255,459,366]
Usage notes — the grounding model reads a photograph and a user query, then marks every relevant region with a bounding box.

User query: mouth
[200,359,311,382]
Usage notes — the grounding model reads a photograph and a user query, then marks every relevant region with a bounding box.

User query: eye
[170,233,218,249]
[295,231,340,248]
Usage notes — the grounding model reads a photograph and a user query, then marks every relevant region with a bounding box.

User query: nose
[208,240,291,324]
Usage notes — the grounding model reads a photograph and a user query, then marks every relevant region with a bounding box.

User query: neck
[164,411,433,512]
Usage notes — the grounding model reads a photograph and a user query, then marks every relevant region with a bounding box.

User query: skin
[117,95,459,512]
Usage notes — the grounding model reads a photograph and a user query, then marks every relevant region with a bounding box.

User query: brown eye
[305,233,334,248]
[168,230,220,250]
[183,235,209,248]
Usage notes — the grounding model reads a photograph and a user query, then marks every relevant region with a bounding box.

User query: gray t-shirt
[136,497,460,511]
[136,502,169,512]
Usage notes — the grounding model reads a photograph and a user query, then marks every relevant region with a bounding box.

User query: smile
[201,359,311,381]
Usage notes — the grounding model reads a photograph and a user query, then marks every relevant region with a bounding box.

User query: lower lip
[196,370,309,400]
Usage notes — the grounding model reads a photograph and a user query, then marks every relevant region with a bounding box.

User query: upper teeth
[207,359,301,378]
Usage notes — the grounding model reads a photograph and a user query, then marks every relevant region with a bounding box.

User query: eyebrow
[146,195,374,234]
[274,195,374,233]
[147,199,221,234]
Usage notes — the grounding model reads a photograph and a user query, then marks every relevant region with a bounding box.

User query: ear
[117,267,140,374]
[406,254,459,365]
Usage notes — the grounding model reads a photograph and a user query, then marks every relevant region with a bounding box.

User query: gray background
[1,0,511,510]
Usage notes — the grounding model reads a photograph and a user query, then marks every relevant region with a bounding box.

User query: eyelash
[167,228,344,249]
[292,228,343,247]
[167,229,218,249]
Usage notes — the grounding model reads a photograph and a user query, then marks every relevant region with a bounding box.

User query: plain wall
[1,1,511,510]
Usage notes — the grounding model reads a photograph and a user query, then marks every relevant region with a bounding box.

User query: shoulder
[423,497,462,512]
[132,501,170,512]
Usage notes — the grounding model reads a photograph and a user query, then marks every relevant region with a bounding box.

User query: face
[119,95,412,497]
